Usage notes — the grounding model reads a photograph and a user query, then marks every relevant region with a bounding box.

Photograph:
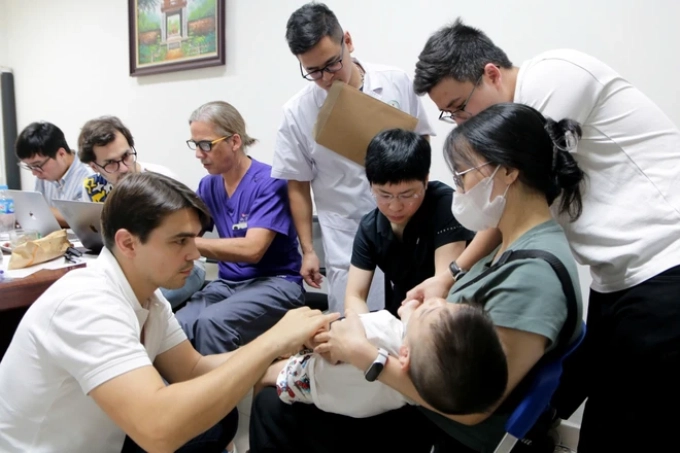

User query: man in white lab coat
[273,2,435,313]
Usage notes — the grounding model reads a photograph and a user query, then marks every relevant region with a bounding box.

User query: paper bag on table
[313,80,419,166]
[8,230,71,270]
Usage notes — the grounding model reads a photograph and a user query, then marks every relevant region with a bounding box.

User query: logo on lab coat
[388,100,401,109]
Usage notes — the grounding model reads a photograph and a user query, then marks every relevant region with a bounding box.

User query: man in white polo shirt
[274,2,436,314]
[0,171,336,453]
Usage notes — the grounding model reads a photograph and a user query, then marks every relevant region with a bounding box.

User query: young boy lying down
[258,298,508,417]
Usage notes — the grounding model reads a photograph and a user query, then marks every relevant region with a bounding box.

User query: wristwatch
[364,348,389,382]
[449,261,467,281]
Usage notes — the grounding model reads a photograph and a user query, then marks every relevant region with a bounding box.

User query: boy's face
[402,298,462,348]
[371,180,427,226]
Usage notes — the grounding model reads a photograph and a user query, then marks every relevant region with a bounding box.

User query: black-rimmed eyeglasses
[439,74,483,123]
[18,156,52,173]
[186,135,232,152]
[300,40,345,81]
[93,149,137,173]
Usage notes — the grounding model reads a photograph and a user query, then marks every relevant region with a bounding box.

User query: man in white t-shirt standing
[273,2,436,314]
[412,18,680,452]
[0,171,336,453]
[77,115,203,308]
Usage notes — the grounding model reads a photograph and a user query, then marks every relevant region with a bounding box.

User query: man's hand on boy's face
[398,299,423,321]
[405,274,453,302]
[313,310,369,366]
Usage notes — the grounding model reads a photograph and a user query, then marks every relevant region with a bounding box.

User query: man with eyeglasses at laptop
[77,116,177,203]
[272,2,436,316]
[15,121,91,227]
[76,115,205,308]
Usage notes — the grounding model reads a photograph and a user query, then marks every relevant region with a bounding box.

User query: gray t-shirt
[422,220,583,451]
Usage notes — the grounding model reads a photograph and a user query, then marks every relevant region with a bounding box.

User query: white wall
[4,0,680,302]
[0,0,7,65]
[0,0,7,66]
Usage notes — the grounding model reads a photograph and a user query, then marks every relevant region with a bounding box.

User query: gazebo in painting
[160,0,188,48]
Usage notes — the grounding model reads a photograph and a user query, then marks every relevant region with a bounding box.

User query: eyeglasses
[452,162,492,192]
[300,40,345,81]
[372,188,424,206]
[439,74,483,123]
[18,156,52,173]
[186,135,231,152]
[93,149,137,173]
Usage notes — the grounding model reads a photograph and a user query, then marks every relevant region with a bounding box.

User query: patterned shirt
[82,162,178,203]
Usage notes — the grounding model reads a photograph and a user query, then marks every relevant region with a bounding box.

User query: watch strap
[449,261,467,281]
[364,348,389,382]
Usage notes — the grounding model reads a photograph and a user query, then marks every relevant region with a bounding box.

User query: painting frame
[128,0,225,77]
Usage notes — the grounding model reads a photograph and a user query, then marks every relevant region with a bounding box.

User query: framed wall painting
[128,0,225,76]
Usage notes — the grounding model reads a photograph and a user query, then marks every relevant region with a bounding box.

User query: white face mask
[451,165,509,232]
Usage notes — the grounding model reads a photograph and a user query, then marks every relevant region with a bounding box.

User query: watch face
[365,362,385,382]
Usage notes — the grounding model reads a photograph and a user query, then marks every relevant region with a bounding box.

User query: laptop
[52,200,104,252]
[8,190,62,238]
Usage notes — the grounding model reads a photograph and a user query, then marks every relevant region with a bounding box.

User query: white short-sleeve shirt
[515,49,680,292]
[310,310,410,417]
[0,247,187,453]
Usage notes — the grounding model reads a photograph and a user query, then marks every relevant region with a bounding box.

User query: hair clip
[553,131,578,152]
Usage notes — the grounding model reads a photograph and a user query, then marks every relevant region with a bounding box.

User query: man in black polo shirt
[345,128,475,317]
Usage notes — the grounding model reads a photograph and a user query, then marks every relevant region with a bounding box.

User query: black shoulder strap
[452,249,578,354]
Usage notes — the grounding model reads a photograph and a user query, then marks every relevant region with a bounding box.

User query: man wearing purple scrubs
[176,101,304,354]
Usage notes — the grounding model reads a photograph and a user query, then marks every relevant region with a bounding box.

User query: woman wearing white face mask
[277,102,588,453]
[407,102,587,450]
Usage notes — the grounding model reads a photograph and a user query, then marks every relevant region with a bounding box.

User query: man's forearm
[150,333,283,451]
[190,351,237,379]
[456,229,501,271]
[344,295,370,314]
[195,237,260,263]
[51,207,69,228]
[288,181,314,253]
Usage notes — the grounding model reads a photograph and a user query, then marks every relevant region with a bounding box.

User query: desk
[0,263,86,310]
[0,250,96,360]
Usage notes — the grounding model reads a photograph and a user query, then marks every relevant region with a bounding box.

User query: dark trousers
[176,277,304,354]
[249,386,478,453]
[121,408,238,453]
[554,264,680,452]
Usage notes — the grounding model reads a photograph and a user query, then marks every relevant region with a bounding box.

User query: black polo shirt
[351,181,475,317]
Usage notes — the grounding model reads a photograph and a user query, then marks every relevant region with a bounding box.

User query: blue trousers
[176,276,304,354]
